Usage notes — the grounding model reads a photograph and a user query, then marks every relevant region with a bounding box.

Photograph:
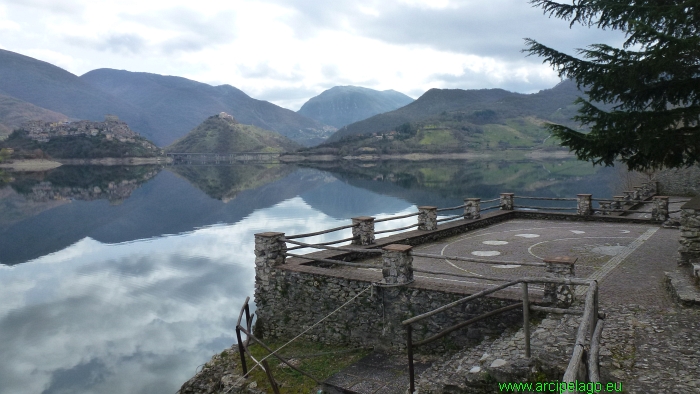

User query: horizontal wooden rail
[285,223,358,239]
[482,198,500,203]
[481,205,501,211]
[284,239,381,254]
[402,279,523,325]
[436,204,467,212]
[374,212,420,223]
[403,276,593,326]
[375,223,421,234]
[413,303,522,346]
[514,205,577,210]
[436,214,463,223]
[514,196,577,201]
[286,236,359,251]
[285,252,378,268]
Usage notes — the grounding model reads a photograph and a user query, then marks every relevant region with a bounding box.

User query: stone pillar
[500,193,514,210]
[381,244,414,284]
[543,256,576,307]
[613,196,625,211]
[254,232,286,292]
[679,197,700,267]
[464,198,481,220]
[633,186,642,201]
[352,216,375,245]
[599,201,611,215]
[647,181,658,196]
[418,206,437,231]
[577,194,592,216]
[623,191,635,205]
[652,196,669,221]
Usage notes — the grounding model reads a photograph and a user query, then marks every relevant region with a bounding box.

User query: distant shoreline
[280,149,575,162]
[0,156,172,171]
[0,150,575,172]
[0,159,62,171]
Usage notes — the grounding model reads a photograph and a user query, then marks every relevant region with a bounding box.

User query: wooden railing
[401,277,603,393]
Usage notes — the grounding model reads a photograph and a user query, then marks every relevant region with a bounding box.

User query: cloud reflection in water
[0,196,404,394]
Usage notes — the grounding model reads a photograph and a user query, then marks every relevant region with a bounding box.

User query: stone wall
[679,197,700,270]
[254,268,522,353]
[655,165,700,197]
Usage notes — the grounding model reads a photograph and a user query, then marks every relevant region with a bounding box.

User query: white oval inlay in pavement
[570,230,585,234]
[515,234,540,238]
[471,251,501,256]
[493,264,522,269]
[620,230,630,233]
[482,240,508,245]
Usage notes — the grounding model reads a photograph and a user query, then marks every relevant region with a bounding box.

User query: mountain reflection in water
[0,159,619,394]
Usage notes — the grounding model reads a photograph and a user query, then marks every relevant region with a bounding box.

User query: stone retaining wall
[655,165,700,197]
[254,267,521,353]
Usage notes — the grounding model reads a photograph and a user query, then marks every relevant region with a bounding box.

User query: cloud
[427,60,561,93]
[4,0,85,15]
[120,7,236,53]
[238,62,304,82]
[264,0,628,61]
[64,33,146,55]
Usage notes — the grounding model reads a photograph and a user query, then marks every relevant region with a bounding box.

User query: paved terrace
[272,192,699,393]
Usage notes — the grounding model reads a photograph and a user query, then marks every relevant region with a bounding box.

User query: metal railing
[402,277,603,393]
[235,297,323,393]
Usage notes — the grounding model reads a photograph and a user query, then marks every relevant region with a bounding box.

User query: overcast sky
[0,0,628,110]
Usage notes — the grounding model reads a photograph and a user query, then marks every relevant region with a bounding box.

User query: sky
[0,0,629,111]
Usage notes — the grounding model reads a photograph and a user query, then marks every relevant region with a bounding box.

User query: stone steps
[665,269,700,307]
[416,312,578,393]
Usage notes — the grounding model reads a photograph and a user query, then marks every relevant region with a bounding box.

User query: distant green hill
[309,80,601,154]
[81,69,334,146]
[297,86,414,128]
[0,94,70,138]
[166,113,301,154]
[325,80,590,144]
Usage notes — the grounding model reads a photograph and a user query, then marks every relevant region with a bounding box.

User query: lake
[0,158,622,394]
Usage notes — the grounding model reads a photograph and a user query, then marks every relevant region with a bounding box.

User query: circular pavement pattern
[411,220,659,286]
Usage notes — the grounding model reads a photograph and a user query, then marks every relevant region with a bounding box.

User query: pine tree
[524,0,700,170]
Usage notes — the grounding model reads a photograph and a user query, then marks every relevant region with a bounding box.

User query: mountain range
[80,68,334,146]
[327,80,585,143]
[0,48,589,154]
[297,86,413,128]
[0,49,334,147]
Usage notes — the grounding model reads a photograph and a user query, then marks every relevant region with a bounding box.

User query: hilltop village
[20,115,141,144]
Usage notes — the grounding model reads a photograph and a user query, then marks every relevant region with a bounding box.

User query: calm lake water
[0,158,622,394]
